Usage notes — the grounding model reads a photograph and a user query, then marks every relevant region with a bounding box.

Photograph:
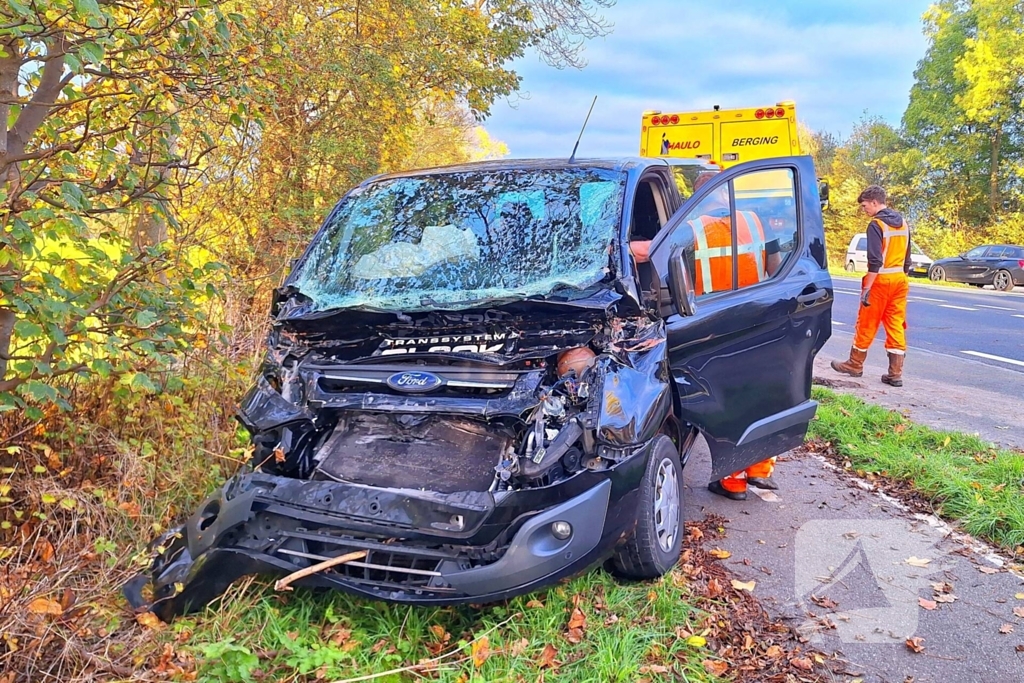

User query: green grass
[810,387,1024,550]
[173,569,719,682]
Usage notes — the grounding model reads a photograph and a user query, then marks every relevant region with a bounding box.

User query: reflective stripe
[879,266,905,274]
[690,217,713,289]
[738,211,766,278]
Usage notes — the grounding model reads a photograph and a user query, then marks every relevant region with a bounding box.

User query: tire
[929,265,945,282]
[845,260,856,272]
[612,435,683,579]
[992,269,1015,292]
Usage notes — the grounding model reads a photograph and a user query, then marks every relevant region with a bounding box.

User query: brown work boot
[881,352,904,387]
[830,348,867,377]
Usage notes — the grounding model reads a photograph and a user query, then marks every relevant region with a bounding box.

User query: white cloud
[484,0,931,157]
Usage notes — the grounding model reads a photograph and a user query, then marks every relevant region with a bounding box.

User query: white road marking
[832,321,846,326]
[977,304,1015,311]
[911,296,946,302]
[939,304,977,311]
[961,351,1024,368]
[1014,314,1024,319]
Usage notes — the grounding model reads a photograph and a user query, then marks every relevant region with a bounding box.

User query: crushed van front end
[127,306,678,620]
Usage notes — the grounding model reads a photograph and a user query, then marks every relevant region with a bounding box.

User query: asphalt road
[829,274,1024,373]
[820,275,1024,449]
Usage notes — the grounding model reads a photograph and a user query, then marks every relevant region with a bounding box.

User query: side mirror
[668,246,697,316]
[817,180,830,210]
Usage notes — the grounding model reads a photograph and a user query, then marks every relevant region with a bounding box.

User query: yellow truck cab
[640,102,800,169]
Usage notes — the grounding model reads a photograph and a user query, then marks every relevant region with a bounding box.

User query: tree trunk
[989,127,1001,215]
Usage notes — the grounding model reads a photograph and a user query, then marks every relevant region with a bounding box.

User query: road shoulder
[684,440,1024,683]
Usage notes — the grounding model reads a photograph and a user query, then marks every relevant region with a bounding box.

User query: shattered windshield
[288,167,626,313]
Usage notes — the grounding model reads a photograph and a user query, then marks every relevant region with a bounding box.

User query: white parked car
[844,232,932,277]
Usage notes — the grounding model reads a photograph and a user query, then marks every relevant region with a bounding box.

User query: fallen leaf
[705,577,723,598]
[509,638,529,657]
[701,659,728,676]
[811,595,838,609]
[639,664,670,674]
[329,627,352,647]
[536,643,558,669]
[905,557,931,568]
[26,598,63,616]
[790,656,813,671]
[565,628,584,644]
[709,548,731,560]
[136,611,165,631]
[931,582,954,594]
[905,637,925,653]
[765,645,784,658]
[730,579,756,592]
[35,539,55,563]
[918,597,937,610]
[1015,593,1024,600]
[471,636,490,667]
[567,607,586,630]
[273,447,286,463]
[526,599,545,609]
[978,566,999,575]
[999,624,1014,634]
[935,594,957,604]
[1016,645,1024,653]
[1014,607,1024,619]
[429,624,448,642]
[687,526,704,541]
[685,635,706,647]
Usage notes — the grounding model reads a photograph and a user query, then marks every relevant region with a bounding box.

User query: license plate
[914,267,926,273]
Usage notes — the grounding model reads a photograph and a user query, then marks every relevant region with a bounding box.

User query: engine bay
[240,308,672,496]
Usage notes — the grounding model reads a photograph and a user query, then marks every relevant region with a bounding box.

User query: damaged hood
[271,303,614,364]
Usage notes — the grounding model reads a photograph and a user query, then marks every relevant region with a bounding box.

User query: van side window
[680,168,798,298]
[857,237,868,251]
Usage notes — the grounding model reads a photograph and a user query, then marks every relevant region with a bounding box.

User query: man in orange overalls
[831,185,911,386]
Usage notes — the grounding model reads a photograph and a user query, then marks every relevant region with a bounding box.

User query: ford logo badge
[386,371,443,393]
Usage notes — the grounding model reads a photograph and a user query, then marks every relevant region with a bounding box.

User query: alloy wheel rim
[994,272,1009,289]
[931,267,943,281]
[653,457,680,553]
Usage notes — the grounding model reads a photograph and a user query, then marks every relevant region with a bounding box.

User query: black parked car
[928,244,1024,291]
[127,156,833,620]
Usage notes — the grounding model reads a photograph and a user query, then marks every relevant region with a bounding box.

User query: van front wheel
[612,436,682,579]
[845,260,856,272]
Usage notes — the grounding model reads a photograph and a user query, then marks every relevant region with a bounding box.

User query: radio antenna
[568,96,597,163]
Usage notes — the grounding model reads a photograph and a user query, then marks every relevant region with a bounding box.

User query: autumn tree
[0,0,258,413]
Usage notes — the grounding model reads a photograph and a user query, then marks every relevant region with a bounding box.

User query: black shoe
[747,477,778,490]
[708,480,746,501]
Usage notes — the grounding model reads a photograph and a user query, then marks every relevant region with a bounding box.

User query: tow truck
[640,102,801,169]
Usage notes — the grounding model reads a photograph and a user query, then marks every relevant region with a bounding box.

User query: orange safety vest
[874,217,909,279]
[690,211,767,295]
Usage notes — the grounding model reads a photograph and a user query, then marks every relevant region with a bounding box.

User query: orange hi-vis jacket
[873,216,910,281]
[689,211,768,294]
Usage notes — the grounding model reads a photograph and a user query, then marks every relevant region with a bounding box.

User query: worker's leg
[880,276,909,386]
[709,471,747,500]
[746,457,777,490]
[832,279,884,376]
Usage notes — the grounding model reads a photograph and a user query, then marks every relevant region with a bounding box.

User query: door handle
[797,288,827,304]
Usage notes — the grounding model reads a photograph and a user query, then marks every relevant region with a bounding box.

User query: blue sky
[484,0,934,157]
